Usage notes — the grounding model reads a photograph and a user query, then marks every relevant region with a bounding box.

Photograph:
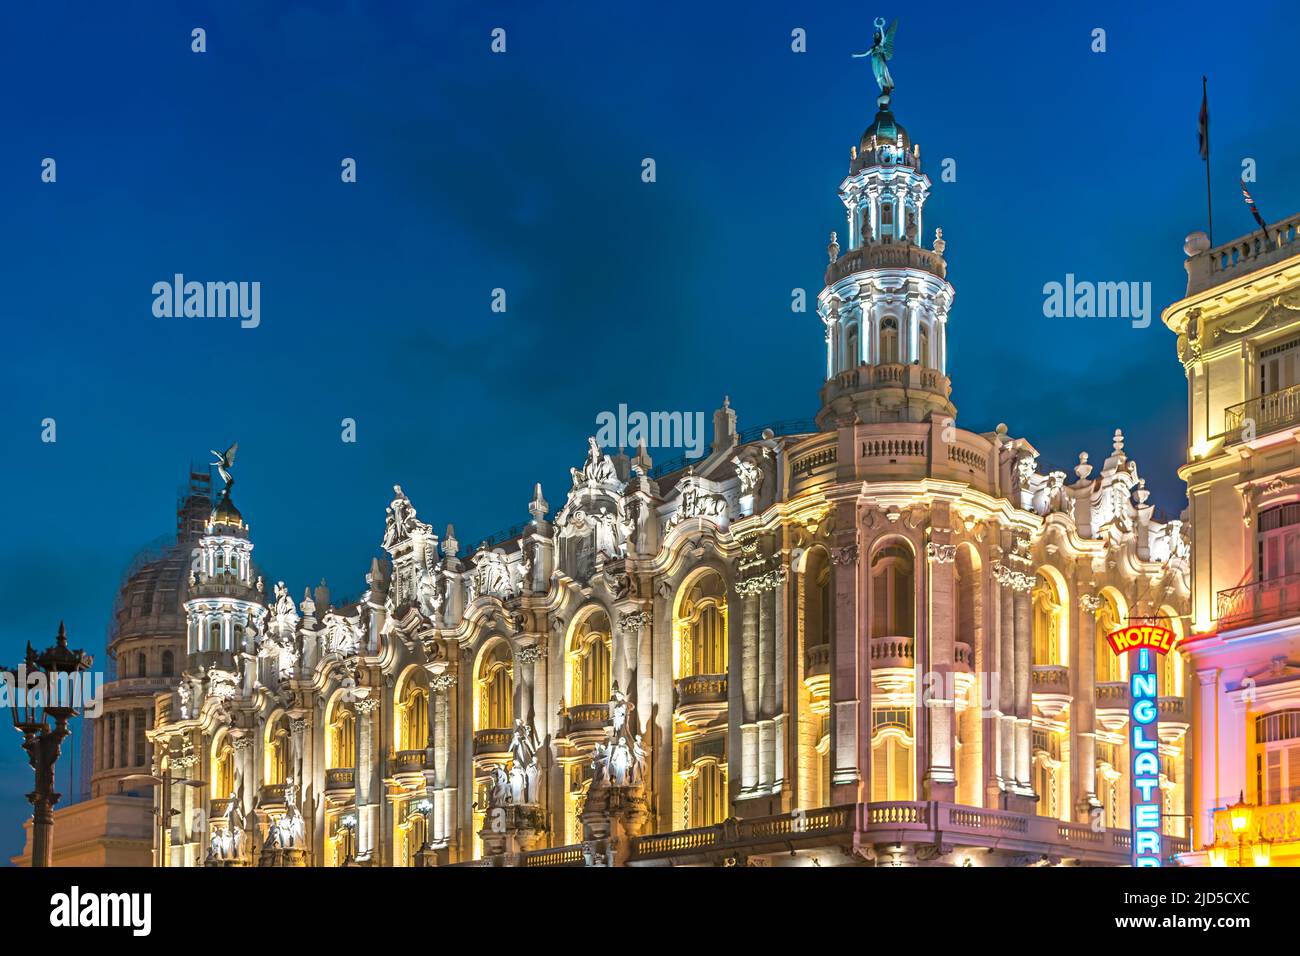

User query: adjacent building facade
[137,83,1193,868]
[1163,214,1300,866]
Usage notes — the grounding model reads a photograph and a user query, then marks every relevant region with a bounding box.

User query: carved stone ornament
[831,544,859,566]
[619,609,653,633]
[926,542,957,564]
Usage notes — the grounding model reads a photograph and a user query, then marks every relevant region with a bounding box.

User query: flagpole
[1203,75,1214,246]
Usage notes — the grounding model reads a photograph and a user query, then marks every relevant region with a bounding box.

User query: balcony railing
[391,750,428,775]
[826,241,947,285]
[325,768,355,791]
[804,643,831,678]
[473,728,513,759]
[558,702,610,739]
[870,635,915,669]
[674,674,728,707]
[1217,571,1300,629]
[1031,664,1070,694]
[1224,383,1300,443]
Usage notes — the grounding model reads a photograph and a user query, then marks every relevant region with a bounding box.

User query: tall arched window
[327,702,356,769]
[137,652,147,678]
[870,543,914,637]
[676,573,728,679]
[1033,574,1065,666]
[265,715,291,785]
[1095,593,1123,682]
[161,650,175,677]
[689,760,727,828]
[213,738,234,798]
[477,643,514,730]
[919,324,931,369]
[399,685,428,752]
[880,317,900,364]
[846,324,860,370]
[569,616,613,706]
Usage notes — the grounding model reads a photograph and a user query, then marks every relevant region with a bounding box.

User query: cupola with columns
[817,81,955,430]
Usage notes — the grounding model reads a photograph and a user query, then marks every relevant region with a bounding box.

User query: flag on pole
[1198,81,1209,160]
[1242,181,1271,239]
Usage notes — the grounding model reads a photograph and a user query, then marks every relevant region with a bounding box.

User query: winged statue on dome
[852,17,898,102]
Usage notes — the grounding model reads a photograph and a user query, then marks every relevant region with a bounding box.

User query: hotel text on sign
[1108,625,1177,868]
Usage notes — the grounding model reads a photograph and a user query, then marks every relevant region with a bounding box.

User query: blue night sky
[2,0,1298,860]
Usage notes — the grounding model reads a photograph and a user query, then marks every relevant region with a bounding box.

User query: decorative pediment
[321,610,363,657]
[663,468,730,534]
[467,548,519,603]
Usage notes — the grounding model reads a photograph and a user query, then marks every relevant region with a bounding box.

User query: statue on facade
[272,582,296,626]
[571,437,619,487]
[507,718,541,803]
[220,789,245,859]
[382,485,432,550]
[274,778,305,848]
[852,17,898,99]
[487,764,512,809]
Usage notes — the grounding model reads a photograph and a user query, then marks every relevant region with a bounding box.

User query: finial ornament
[852,16,898,106]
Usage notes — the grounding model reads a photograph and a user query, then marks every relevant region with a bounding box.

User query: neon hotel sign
[1106,624,1178,867]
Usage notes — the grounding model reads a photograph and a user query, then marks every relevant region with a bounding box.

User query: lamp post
[8,622,93,867]
[1209,791,1274,867]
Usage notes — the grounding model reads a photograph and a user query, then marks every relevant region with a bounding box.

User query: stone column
[997,569,1015,798]
[1194,669,1219,847]
[758,578,776,797]
[740,590,760,796]
[1074,593,1102,822]
[924,538,957,802]
[354,694,380,861]
[1013,582,1034,799]
[829,516,863,803]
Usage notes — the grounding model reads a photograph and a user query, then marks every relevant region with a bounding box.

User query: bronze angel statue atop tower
[852,17,898,100]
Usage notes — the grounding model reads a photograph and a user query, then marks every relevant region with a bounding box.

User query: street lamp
[338,813,358,865]
[1211,791,1274,867]
[8,622,93,867]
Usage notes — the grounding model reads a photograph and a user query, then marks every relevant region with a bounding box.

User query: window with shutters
[1256,710,1300,804]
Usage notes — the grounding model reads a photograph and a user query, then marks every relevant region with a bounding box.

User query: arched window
[919,324,930,369]
[569,617,612,707]
[477,643,514,730]
[846,324,860,370]
[399,685,428,752]
[870,543,914,637]
[161,650,175,677]
[327,702,356,769]
[1033,574,1065,667]
[265,715,291,785]
[1095,593,1123,682]
[208,620,221,651]
[137,652,147,678]
[871,714,914,802]
[675,572,728,679]
[880,317,900,364]
[689,760,727,828]
[213,738,234,798]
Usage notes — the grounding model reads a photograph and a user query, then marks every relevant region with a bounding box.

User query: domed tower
[91,471,212,799]
[816,75,955,429]
[183,444,266,677]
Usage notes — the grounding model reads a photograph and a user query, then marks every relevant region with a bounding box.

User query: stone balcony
[390,749,430,781]
[674,674,729,728]
[1158,697,1190,743]
[1185,213,1300,296]
[1095,682,1131,733]
[825,241,947,286]
[258,783,288,810]
[1031,665,1071,719]
[870,635,915,670]
[623,802,1183,867]
[473,728,513,766]
[556,702,610,751]
[804,643,831,679]
[821,364,952,411]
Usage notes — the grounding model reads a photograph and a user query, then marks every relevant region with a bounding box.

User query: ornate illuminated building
[1163,213,1300,866]
[135,57,1194,868]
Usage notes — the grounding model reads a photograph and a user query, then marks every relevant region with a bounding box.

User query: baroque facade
[139,82,1194,868]
[1164,212,1300,866]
